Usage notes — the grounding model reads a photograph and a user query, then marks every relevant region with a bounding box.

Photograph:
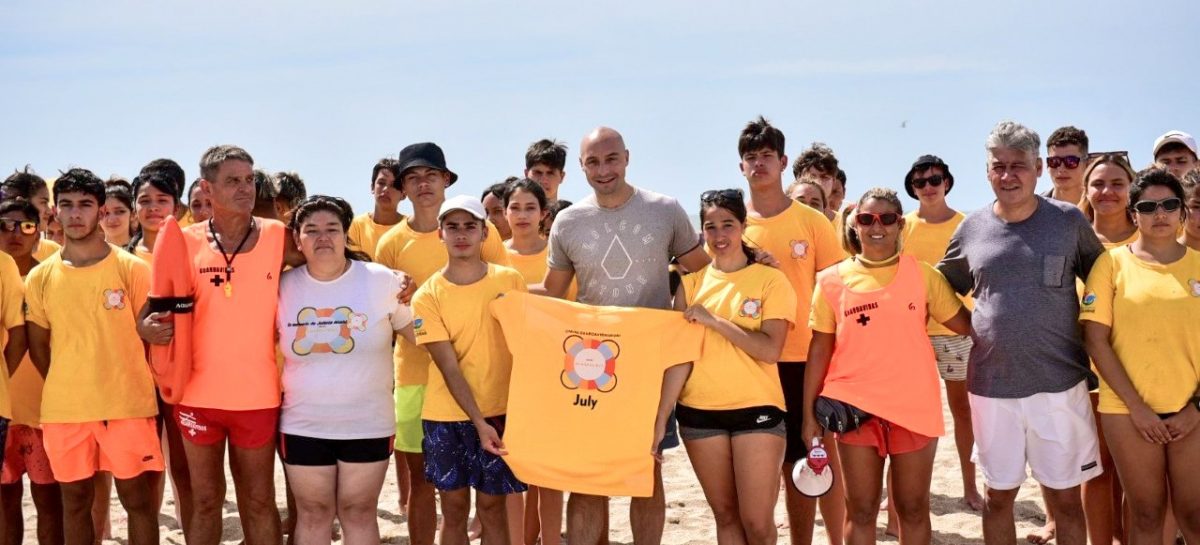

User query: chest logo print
[561,335,619,393]
[790,240,809,259]
[738,298,762,319]
[291,307,363,355]
[1189,279,1200,297]
[103,289,126,310]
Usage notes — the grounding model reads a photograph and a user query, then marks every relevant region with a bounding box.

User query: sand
[16,389,1055,544]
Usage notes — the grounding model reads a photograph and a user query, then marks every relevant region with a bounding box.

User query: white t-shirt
[278,260,412,439]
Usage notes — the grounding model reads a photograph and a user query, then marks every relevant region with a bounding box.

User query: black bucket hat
[903,154,954,199]
[396,142,458,187]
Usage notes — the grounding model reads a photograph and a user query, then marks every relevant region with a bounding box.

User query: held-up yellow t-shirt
[507,246,577,301]
[348,212,404,261]
[490,291,704,498]
[901,210,974,337]
[0,253,26,420]
[1080,246,1200,414]
[811,258,962,334]
[375,218,511,387]
[24,248,157,424]
[413,265,527,422]
[679,264,795,411]
[743,201,842,361]
[5,263,41,427]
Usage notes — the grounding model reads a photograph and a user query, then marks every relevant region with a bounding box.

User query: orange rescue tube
[148,216,194,404]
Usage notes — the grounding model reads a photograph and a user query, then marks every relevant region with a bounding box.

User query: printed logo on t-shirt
[844,301,878,326]
[1189,279,1200,297]
[1081,290,1097,307]
[289,306,366,355]
[789,240,809,259]
[561,335,619,395]
[738,298,762,319]
[103,289,127,310]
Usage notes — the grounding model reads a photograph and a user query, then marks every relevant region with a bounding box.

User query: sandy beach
[17,385,1054,544]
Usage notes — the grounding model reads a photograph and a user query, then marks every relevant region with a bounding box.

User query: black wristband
[147,296,194,314]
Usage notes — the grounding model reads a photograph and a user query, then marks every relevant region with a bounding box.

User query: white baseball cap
[437,194,487,222]
[1152,130,1198,158]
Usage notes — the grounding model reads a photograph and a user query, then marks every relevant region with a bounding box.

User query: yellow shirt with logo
[0,253,26,420]
[1080,246,1200,414]
[507,246,577,301]
[24,247,157,423]
[412,264,526,421]
[901,210,974,336]
[743,201,843,361]
[375,218,511,387]
[348,212,404,261]
[679,263,795,410]
[810,257,962,334]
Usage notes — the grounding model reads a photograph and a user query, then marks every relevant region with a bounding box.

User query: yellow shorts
[394,385,426,453]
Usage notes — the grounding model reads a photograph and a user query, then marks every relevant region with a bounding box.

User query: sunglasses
[1087,151,1130,163]
[1046,155,1084,169]
[1132,197,1183,215]
[700,188,744,203]
[911,174,945,189]
[855,212,900,227]
[0,219,38,235]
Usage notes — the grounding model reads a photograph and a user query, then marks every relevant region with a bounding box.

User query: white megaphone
[791,437,834,497]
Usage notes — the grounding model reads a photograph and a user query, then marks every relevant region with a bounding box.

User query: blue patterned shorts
[422,416,526,496]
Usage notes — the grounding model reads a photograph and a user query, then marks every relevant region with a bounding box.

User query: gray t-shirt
[548,186,700,309]
[937,196,1103,398]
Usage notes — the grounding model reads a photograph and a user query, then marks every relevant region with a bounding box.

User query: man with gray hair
[937,121,1104,545]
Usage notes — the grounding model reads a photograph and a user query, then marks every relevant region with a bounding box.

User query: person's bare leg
[393,450,411,517]
[984,486,1020,545]
[731,433,786,545]
[537,487,563,545]
[782,462,817,545]
[566,493,609,545]
[29,482,64,545]
[1103,415,1166,545]
[89,472,112,545]
[889,440,938,544]
[524,488,542,545]
[630,461,665,544]
[1084,398,1118,545]
[835,443,884,545]
[818,434,846,545]
[476,492,510,545]
[228,443,283,545]
[404,452,437,545]
[180,439,227,545]
[1,481,24,545]
[883,464,898,538]
[334,460,389,545]
[506,493,525,545]
[947,379,984,510]
[113,472,161,545]
[60,478,95,545]
[1043,486,1087,545]
[439,488,471,545]
[284,464,337,545]
[1166,424,1200,545]
[1027,492,1056,545]
[684,435,747,544]
[160,413,194,537]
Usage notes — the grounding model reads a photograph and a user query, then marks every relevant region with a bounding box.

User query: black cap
[903,154,953,199]
[397,142,458,187]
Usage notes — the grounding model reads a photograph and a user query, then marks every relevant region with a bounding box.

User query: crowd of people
[0,118,1196,545]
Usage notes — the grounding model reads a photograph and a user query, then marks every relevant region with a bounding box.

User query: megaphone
[791,438,834,497]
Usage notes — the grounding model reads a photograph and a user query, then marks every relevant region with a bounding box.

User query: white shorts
[969,381,1101,490]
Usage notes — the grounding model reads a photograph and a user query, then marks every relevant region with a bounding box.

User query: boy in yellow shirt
[24,169,162,545]
[413,195,527,544]
[347,158,405,260]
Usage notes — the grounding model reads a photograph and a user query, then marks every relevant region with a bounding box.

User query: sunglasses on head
[0,219,38,235]
[700,188,744,203]
[1046,155,1084,169]
[1087,151,1130,163]
[911,174,945,189]
[855,212,900,227]
[1131,197,1183,215]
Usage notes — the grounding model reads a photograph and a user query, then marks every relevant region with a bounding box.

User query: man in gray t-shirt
[541,127,708,545]
[936,121,1102,545]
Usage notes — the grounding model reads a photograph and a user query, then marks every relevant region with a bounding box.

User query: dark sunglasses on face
[855,212,900,227]
[911,174,945,189]
[0,219,38,235]
[1132,197,1183,215]
[1046,156,1084,169]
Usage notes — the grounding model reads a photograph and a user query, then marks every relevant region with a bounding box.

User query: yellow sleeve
[482,225,511,267]
[1079,251,1114,326]
[812,212,844,270]
[761,270,798,324]
[808,284,837,334]
[412,286,449,345]
[127,257,152,313]
[374,230,399,270]
[680,272,699,305]
[0,254,24,329]
[23,268,48,329]
[922,263,963,324]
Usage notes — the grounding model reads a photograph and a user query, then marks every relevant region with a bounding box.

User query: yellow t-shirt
[489,291,704,498]
[679,264,796,410]
[375,217,511,386]
[0,253,26,420]
[743,201,843,361]
[24,247,157,423]
[412,264,527,421]
[32,239,60,262]
[810,257,962,334]
[348,212,404,261]
[5,263,41,427]
[1080,246,1200,414]
[901,210,974,336]
[507,246,577,301]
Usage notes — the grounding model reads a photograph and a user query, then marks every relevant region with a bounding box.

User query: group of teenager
[0,118,1195,545]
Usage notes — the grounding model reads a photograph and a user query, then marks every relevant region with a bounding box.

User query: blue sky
[2,1,1196,217]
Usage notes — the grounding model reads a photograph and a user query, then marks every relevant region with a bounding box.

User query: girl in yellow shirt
[673,188,795,545]
[1183,177,1200,251]
[1081,169,1200,545]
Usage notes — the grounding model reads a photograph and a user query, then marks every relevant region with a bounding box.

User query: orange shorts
[1,425,56,485]
[174,405,278,449]
[41,418,164,483]
[836,418,934,458]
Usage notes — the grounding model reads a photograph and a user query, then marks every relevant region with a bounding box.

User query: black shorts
[279,433,394,466]
[676,405,786,441]
[777,362,809,464]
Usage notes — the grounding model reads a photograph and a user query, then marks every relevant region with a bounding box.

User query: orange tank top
[817,255,944,437]
[180,219,284,410]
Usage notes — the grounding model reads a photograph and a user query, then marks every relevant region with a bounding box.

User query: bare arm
[939,307,973,337]
[136,302,174,346]
[675,245,711,275]
[4,326,25,376]
[651,362,693,460]
[1083,320,1171,444]
[801,331,836,444]
[424,340,507,455]
[27,323,50,379]
[531,268,574,299]
[684,305,788,363]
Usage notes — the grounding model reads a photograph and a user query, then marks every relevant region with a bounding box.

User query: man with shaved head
[540,127,710,545]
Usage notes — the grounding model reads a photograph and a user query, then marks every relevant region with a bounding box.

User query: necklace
[210,218,255,298]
